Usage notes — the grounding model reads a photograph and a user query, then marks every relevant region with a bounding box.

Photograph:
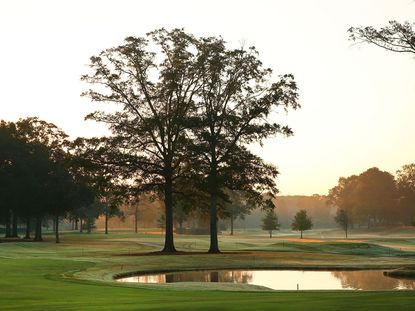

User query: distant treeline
[328,166,415,229]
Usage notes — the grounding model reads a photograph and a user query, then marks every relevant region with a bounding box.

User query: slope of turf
[1,229,415,310]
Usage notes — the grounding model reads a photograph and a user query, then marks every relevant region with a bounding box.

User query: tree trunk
[345,224,348,239]
[230,216,234,236]
[105,207,109,234]
[300,230,303,239]
[55,215,60,243]
[24,218,31,239]
[134,204,139,233]
[75,219,79,230]
[208,190,220,253]
[208,162,220,253]
[34,216,42,241]
[11,211,18,238]
[80,219,83,233]
[162,168,176,252]
[269,231,272,238]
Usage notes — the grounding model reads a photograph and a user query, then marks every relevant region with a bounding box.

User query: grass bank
[1,229,415,310]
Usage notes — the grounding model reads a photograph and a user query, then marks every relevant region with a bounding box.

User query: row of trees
[80,28,300,253]
[0,118,122,242]
[329,166,415,237]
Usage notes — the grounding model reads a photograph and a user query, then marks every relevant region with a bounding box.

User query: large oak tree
[82,29,203,252]
[190,38,299,252]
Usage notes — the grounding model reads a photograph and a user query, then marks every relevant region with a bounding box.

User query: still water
[117,270,415,290]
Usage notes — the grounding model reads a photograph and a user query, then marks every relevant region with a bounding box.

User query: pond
[117,269,415,290]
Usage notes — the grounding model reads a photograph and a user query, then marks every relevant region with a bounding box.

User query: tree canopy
[291,209,312,239]
[82,28,299,253]
[261,209,280,238]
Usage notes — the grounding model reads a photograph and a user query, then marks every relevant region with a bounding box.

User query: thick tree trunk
[24,218,31,239]
[208,164,220,253]
[162,168,176,253]
[230,216,234,236]
[34,216,42,241]
[134,205,139,233]
[269,231,272,238]
[105,207,109,234]
[55,215,60,243]
[11,211,18,238]
[208,191,219,253]
[75,219,79,231]
[4,209,12,238]
[300,230,303,239]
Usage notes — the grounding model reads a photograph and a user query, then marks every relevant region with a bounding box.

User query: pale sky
[1,0,414,195]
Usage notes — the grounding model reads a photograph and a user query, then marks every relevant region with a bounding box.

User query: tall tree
[334,209,350,239]
[349,21,415,55]
[261,209,279,238]
[354,168,398,227]
[328,175,358,228]
[191,38,299,252]
[291,210,312,239]
[396,164,415,225]
[82,29,204,252]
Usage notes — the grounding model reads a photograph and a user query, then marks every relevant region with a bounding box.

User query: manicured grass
[1,229,415,310]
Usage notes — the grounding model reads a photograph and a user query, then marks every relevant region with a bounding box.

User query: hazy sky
[1,0,414,195]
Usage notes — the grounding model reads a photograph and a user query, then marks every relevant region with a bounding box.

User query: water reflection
[117,270,415,290]
[332,271,415,290]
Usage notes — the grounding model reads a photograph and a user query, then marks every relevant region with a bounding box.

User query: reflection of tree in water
[331,271,415,290]
[162,271,253,283]
[138,274,166,283]
[220,271,253,283]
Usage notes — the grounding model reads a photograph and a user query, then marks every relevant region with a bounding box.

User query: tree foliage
[396,164,415,225]
[291,209,312,238]
[81,29,208,252]
[328,167,411,228]
[261,209,279,238]
[0,118,96,241]
[188,36,299,252]
[82,28,299,253]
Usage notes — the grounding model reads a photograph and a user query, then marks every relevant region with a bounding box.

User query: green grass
[1,229,415,310]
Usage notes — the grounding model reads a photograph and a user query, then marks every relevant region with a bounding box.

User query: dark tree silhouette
[82,29,205,252]
[349,21,415,55]
[1,118,96,242]
[190,38,299,252]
